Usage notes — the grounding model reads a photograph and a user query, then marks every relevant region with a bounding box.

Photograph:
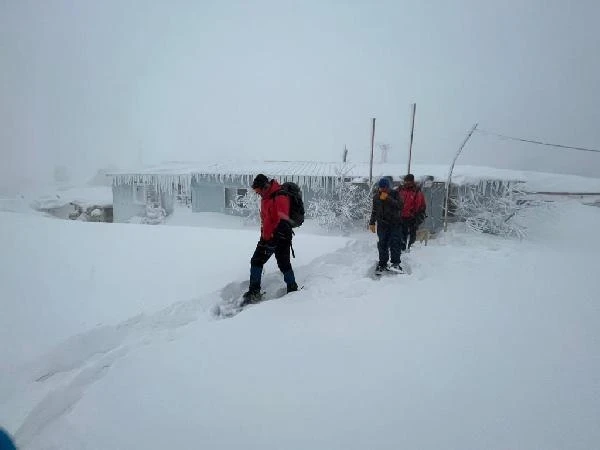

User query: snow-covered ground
[29,186,113,210]
[1,199,599,449]
[0,185,112,218]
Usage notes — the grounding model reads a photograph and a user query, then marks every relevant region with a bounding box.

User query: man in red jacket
[242,174,298,305]
[398,174,427,251]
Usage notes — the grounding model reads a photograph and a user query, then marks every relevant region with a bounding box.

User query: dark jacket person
[369,178,404,273]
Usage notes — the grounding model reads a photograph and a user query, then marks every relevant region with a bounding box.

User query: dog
[415,228,431,246]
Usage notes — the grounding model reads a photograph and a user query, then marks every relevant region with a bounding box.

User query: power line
[476,129,600,154]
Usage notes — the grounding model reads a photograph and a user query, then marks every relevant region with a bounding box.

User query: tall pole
[443,123,478,232]
[407,103,416,174]
[369,118,376,186]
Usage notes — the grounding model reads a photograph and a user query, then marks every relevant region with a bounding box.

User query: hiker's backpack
[272,182,305,228]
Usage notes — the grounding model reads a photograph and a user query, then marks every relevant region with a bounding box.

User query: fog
[2,0,599,191]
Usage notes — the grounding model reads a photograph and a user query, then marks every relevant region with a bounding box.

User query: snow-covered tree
[229,190,260,225]
[127,204,166,225]
[141,204,166,225]
[307,166,372,233]
[453,181,542,239]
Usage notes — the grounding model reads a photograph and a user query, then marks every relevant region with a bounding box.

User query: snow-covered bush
[68,204,110,222]
[453,181,542,239]
[131,204,166,225]
[307,179,372,233]
[229,190,260,225]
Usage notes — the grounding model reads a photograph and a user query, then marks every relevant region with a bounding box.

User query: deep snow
[1,200,599,449]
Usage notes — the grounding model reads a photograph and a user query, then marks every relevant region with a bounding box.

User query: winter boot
[241,281,262,306]
[389,263,404,273]
[375,263,389,275]
[283,270,297,294]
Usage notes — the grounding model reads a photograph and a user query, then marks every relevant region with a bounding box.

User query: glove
[379,191,388,201]
[369,224,376,233]
[259,239,276,253]
[273,221,292,242]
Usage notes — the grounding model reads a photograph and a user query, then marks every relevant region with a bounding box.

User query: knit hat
[378,178,390,189]
[251,174,269,189]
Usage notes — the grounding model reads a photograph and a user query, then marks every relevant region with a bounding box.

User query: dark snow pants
[401,219,418,250]
[377,223,402,265]
[249,238,295,289]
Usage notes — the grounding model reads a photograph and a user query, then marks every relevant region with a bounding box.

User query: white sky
[2,0,599,189]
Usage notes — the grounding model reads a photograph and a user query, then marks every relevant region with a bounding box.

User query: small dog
[415,228,431,246]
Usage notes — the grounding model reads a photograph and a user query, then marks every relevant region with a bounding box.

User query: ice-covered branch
[229,190,260,225]
[453,180,543,239]
[307,165,372,233]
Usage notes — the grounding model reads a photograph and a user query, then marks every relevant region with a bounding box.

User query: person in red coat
[398,174,427,251]
[242,174,298,304]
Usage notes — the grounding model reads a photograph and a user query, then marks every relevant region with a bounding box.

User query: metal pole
[369,118,376,186]
[407,103,416,173]
[443,123,478,232]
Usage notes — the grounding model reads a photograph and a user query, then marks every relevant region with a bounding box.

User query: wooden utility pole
[407,103,416,173]
[369,118,376,186]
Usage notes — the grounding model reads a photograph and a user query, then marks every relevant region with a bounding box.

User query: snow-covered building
[107,161,600,229]
[108,161,427,224]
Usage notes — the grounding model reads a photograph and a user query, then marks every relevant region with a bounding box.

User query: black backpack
[272,182,305,228]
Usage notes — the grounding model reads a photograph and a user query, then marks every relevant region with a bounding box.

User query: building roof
[107,160,600,193]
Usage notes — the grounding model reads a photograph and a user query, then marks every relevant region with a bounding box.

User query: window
[224,188,248,208]
[236,188,247,207]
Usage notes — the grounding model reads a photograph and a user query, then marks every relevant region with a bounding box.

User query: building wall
[421,182,446,233]
[191,177,322,214]
[113,184,146,222]
[112,183,176,222]
[112,175,448,230]
[160,191,174,215]
[191,180,226,213]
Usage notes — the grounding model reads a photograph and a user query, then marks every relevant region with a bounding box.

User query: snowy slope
[1,202,599,449]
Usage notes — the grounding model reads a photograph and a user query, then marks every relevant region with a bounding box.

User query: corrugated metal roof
[107,160,600,192]
[107,160,484,180]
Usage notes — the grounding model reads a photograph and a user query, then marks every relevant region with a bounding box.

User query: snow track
[8,236,397,448]
[4,202,600,450]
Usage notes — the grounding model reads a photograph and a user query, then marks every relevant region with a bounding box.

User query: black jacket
[369,189,403,226]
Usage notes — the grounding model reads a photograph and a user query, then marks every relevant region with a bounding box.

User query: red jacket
[398,185,426,219]
[260,180,290,241]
